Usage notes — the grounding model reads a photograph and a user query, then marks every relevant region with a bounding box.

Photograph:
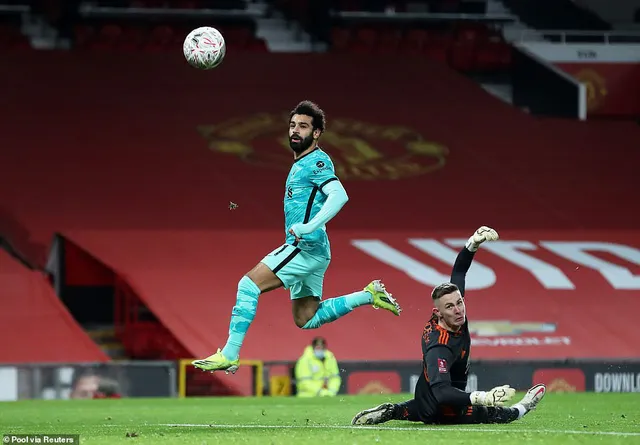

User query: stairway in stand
[86,325,127,360]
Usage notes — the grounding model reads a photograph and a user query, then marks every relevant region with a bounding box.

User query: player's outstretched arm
[450,226,499,296]
[426,346,514,407]
[289,180,348,238]
[465,226,499,252]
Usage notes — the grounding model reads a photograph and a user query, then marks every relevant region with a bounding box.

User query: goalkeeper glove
[470,385,516,407]
[465,226,499,252]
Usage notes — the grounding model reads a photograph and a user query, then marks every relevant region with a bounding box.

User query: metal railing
[78,4,262,19]
[333,11,516,23]
[178,359,264,398]
[0,5,29,13]
[0,361,177,401]
[515,29,640,44]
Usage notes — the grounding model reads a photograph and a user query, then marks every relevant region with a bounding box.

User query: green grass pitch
[2,392,639,444]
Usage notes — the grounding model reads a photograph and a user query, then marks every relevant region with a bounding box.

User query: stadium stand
[501,0,611,34]
[576,0,640,30]
[0,249,109,363]
[0,4,32,50]
[4,48,640,363]
[265,0,515,73]
[64,1,269,52]
[2,0,639,397]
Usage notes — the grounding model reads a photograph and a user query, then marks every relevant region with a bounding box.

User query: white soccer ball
[183,26,226,70]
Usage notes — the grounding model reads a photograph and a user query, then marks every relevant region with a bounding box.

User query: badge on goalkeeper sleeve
[470,385,516,406]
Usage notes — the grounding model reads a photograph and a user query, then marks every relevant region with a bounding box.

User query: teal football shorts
[261,243,330,300]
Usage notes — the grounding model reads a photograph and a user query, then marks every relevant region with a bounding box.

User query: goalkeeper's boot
[365,280,402,316]
[192,348,239,374]
[351,403,396,426]
[517,384,546,414]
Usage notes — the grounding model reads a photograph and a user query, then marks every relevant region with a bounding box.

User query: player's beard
[289,134,314,154]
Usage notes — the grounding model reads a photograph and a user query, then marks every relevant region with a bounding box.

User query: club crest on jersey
[438,358,447,373]
[197,112,449,180]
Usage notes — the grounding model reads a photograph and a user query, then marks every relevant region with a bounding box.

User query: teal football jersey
[284,148,338,259]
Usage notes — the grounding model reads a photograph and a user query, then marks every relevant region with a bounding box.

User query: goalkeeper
[351,226,547,426]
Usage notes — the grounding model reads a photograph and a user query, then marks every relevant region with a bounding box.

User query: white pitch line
[159,424,640,437]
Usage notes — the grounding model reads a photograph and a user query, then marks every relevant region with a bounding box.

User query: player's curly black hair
[289,100,326,132]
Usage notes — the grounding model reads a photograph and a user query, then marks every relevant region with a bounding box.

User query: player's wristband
[465,236,479,252]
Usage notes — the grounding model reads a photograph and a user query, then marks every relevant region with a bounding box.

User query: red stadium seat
[449,39,476,71]
[475,37,513,71]
[399,29,428,55]
[247,38,269,52]
[349,27,376,53]
[338,0,363,11]
[0,25,32,50]
[173,0,200,8]
[375,28,402,54]
[89,24,123,51]
[143,25,175,52]
[449,28,479,71]
[73,25,95,48]
[130,0,167,7]
[116,26,146,51]
[330,27,351,52]
[224,27,253,47]
[422,32,452,64]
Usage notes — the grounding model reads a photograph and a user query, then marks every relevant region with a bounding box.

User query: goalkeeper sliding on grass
[351,226,547,426]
